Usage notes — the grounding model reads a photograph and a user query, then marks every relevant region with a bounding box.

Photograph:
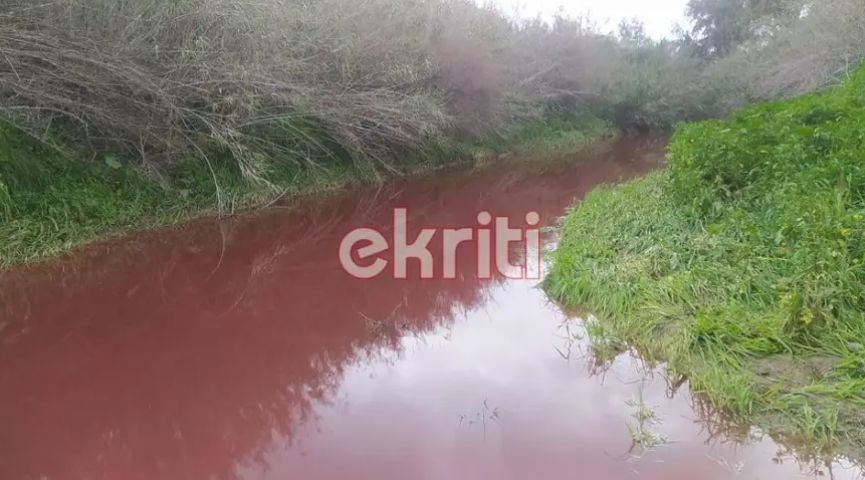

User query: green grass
[469,113,612,156]
[0,124,351,266]
[0,113,610,267]
[545,68,865,460]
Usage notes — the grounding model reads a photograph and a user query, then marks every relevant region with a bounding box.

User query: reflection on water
[0,137,859,480]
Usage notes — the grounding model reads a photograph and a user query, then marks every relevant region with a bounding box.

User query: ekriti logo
[339,208,542,280]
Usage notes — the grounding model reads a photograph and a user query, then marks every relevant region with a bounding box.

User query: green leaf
[104,155,122,170]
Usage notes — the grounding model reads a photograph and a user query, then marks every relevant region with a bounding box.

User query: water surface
[1,138,859,480]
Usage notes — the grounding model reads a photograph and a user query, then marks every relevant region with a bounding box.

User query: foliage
[546,66,865,459]
[684,0,865,99]
[0,111,609,266]
[684,0,804,58]
[731,0,865,98]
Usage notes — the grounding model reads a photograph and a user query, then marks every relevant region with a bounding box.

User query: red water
[0,138,859,480]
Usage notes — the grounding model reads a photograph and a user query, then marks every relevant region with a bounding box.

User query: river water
[0,137,860,480]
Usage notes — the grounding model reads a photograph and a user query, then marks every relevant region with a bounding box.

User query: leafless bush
[5,0,859,176]
[0,0,460,174]
[718,0,865,100]
[0,0,634,176]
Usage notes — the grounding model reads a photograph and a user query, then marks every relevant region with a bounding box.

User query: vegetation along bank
[546,66,865,458]
[3,0,863,266]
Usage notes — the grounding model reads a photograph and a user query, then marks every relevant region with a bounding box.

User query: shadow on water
[0,136,860,480]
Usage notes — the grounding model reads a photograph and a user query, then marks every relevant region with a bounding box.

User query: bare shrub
[0,0,631,174]
[716,0,865,100]
[0,0,458,174]
[3,0,862,177]
[432,24,502,133]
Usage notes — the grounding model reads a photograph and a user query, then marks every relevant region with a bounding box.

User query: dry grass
[0,0,654,174]
[0,0,458,173]
[1,0,862,176]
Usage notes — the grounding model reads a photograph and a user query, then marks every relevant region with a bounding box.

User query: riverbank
[545,68,865,458]
[0,114,611,268]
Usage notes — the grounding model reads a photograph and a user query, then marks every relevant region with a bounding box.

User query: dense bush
[0,1,629,172]
[2,0,863,175]
[0,0,462,174]
[730,0,865,99]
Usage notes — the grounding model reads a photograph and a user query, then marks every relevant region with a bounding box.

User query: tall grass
[545,66,865,460]
[0,1,637,170]
[0,0,463,172]
[3,0,862,170]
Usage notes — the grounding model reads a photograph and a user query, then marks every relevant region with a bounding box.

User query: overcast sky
[490,0,691,39]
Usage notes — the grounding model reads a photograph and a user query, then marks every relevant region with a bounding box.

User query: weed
[626,381,668,453]
[0,115,610,267]
[545,66,865,461]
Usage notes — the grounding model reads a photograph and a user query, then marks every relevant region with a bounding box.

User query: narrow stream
[0,137,860,480]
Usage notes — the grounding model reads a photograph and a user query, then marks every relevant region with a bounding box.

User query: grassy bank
[0,114,610,267]
[545,68,865,457]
